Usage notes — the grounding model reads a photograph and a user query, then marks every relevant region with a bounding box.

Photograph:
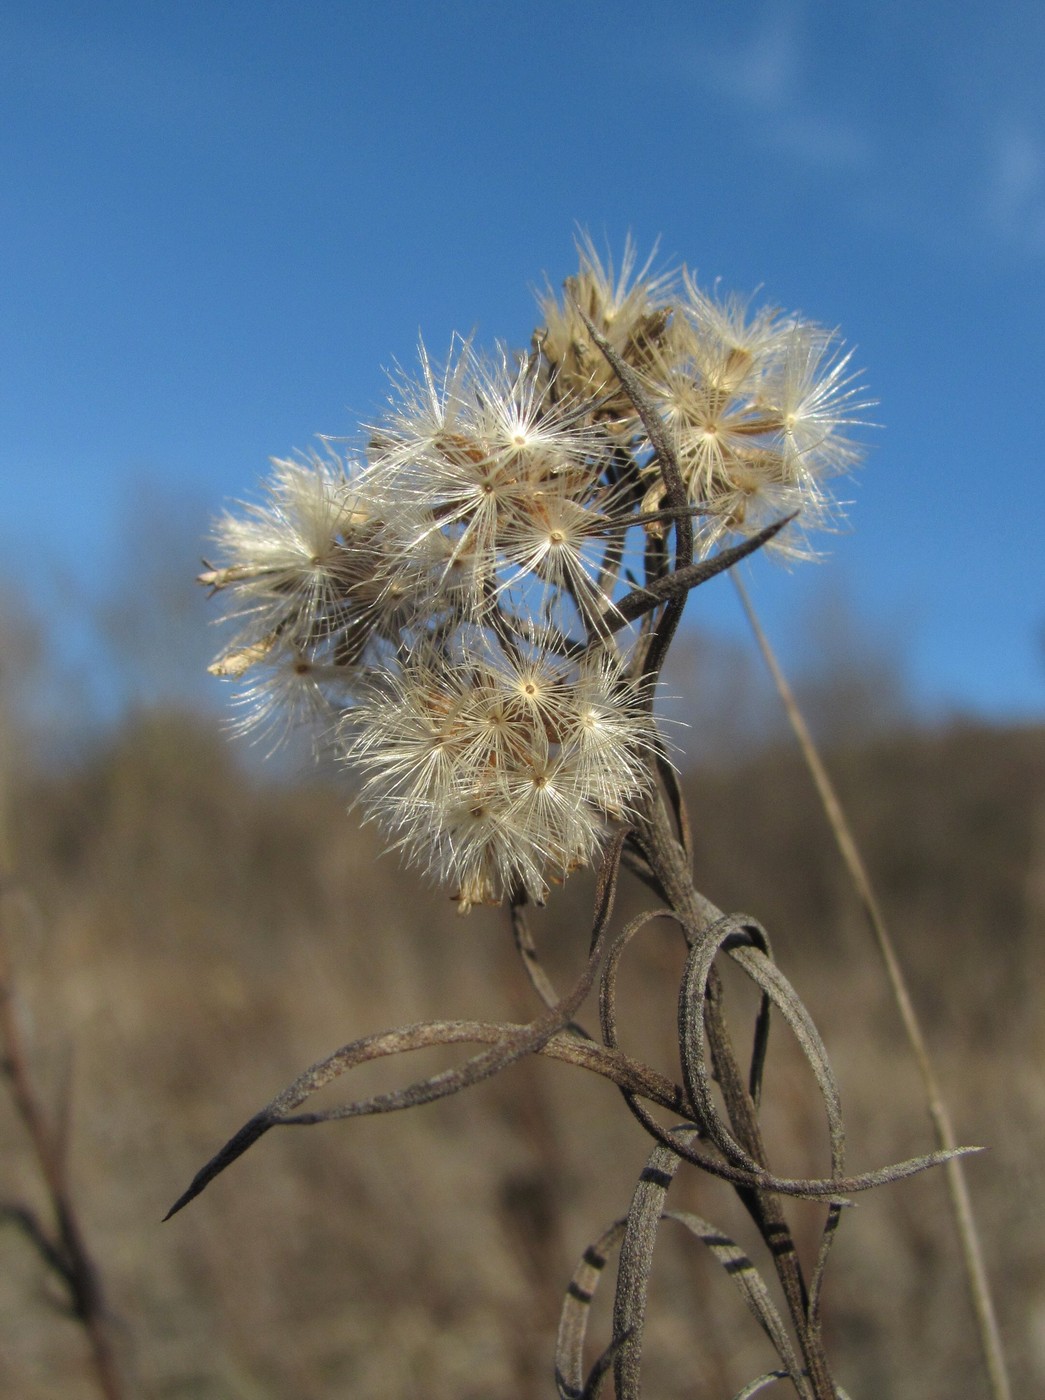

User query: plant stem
[733,572,1011,1400]
[633,789,836,1400]
[0,885,126,1400]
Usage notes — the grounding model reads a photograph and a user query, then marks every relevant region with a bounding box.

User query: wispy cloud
[982,120,1045,255]
[679,5,1045,264]
[693,4,874,173]
[706,8,799,111]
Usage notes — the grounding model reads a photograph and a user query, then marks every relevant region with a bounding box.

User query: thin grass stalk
[732,570,1012,1400]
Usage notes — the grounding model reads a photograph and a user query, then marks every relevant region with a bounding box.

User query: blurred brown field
[1,691,1043,1398]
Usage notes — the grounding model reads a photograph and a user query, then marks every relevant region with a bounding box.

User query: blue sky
[2,0,1043,727]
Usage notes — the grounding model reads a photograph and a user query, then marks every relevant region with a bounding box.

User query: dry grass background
[2,694,1043,1398]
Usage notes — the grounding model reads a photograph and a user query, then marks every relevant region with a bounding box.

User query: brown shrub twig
[0,879,126,1400]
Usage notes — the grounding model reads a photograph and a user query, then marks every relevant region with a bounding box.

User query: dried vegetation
[2,704,1042,1398]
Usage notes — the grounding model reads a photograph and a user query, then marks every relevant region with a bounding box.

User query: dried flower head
[366,341,624,622]
[199,236,868,903]
[637,274,870,557]
[200,448,404,745]
[344,634,659,910]
[534,233,674,429]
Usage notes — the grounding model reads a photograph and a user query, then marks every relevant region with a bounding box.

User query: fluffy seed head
[343,636,660,909]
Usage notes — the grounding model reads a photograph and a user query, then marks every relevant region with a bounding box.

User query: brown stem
[703,967,835,1399]
[631,787,838,1400]
[0,888,126,1400]
[573,309,694,694]
[733,573,1012,1400]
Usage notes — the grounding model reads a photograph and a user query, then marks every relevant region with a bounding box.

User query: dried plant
[174,238,978,1397]
[0,884,126,1400]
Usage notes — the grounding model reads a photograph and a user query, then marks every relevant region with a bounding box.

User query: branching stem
[630,789,838,1400]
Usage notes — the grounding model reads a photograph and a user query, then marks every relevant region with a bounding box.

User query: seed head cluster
[202,238,868,908]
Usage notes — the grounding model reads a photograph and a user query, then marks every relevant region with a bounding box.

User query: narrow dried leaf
[555,1219,626,1399]
[665,1209,806,1392]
